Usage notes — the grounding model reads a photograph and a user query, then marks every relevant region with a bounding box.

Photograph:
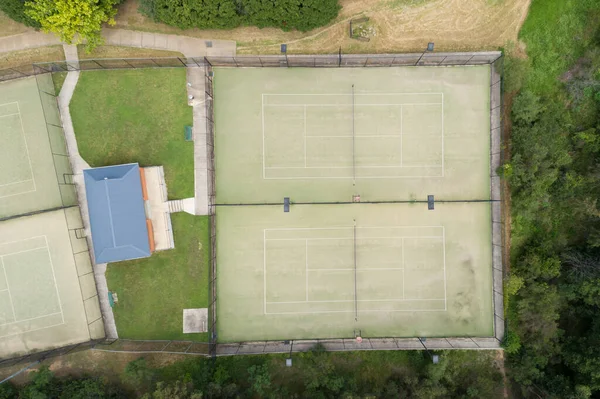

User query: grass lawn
[106,213,210,341]
[70,68,193,199]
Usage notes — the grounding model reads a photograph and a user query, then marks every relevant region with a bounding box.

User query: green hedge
[0,0,40,27]
[139,0,340,32]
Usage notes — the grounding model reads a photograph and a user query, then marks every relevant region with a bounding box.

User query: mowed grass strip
[71,68,193,199]
[106,214,210,341]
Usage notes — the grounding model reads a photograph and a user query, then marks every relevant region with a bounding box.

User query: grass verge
[77,45,184,59]
[70,68,193,199]
[106,213,210,341]
[0,45,64,70]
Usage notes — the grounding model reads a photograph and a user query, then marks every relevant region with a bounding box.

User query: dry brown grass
[77,45,183,59]
[0,12,32,38]
[0,45,64,70]
[114,0,531,54]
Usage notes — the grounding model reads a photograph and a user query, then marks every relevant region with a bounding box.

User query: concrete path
[0,28,236,58]
[58,44,118,339]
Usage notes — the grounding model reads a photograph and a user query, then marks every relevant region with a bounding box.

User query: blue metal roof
[83,163,151,264]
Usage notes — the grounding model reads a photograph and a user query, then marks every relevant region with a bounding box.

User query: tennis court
[216,202,493,341]
[214,66,490,204]
[0,77,74,219]
[213,65,495,342]
[0,209,94,358]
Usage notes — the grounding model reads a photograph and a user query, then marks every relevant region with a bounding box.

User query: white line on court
[261,94,265,180]
[263,93,444,96]
[0,235,45,248]
[44,236,65,324]
[263,103,443,107]
[0,321,66,339]
[307,268,404,272]
[0,258,16,322]
[303,105,307,167]
[266,236,443,241]
[263,175,444,180]
[305,240,309,301]
[265,165,441,169]
[400,105,403,167]
[401,238,405,299]
[442,92,445,177]
[0,246,47,259]
[17,103,36,192]
[267,299,445,304]
[265,308,446,315]
[0,179,33,188]
[0,311,63,328]
[0,113,20,118]
[443,226,448,311]
[0,289,7,293]
[263,229,267,315]
[265,225,444,231]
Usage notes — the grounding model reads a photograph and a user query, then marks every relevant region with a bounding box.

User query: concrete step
[167,200,185,213]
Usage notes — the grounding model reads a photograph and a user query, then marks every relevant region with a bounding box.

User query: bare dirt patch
[114,0,531,54]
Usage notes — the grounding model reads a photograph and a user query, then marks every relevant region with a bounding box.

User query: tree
[123,357,156,391]
[0,0,40,27]
[143,381,202,399]
[25,0,119,51]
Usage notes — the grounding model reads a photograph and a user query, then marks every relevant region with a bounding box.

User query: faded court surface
[0,209,94,358]
[0,77,74,219]
[216,203,493,341]
[214,66,490,203]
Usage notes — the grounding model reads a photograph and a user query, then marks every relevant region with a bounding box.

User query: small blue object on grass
[108,292,115,308]
[281,44,287,53]
[427,42,435,51]
[185,126,193,141]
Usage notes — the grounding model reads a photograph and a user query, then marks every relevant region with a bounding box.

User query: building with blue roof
[83,163,152,264]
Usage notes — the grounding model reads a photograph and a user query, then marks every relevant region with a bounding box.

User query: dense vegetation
[1,348,503,398]
[0,0,39,27]
[503,0,600,397]
[138,0,341,32]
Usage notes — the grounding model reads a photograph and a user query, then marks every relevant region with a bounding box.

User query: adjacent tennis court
[214,66,490,204]
[0,209,93,358]
[216,202,493,341]
[0,77,74,219]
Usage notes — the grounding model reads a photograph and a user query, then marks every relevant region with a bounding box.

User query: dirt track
[114,0,531,54]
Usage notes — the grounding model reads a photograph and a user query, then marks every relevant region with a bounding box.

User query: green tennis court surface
[0,77,75,219]
[214,66,490,204]
[0,209,93,358]
[213,66,494,341]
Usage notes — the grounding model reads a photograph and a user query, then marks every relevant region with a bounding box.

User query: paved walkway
[58,44,118,339]
[0,28,236,58]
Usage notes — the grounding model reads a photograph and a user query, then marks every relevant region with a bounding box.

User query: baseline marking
[0,258,16,323]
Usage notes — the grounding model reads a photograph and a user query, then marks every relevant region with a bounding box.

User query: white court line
[263,93,444,96]
[303,105,307,167]
[261,94,265,180]
[0,179,33,188]
[307,268,404,272]
[0,311,63,327]
[443,226,447,311]
[401,238,405,299]
[44,236,64,324]
[265,165,441,169]
[267,298,444,304]
[305,240,309,301]
[0,102,37,199]
[264,103,442,107]
[442,92,445,177]
[264,175,444,180]
[0,321,65,339]
[400,105,403,167]
[265,226,444,231]
[266,308,446,315]
[0,246,47,259]
[0,113,20,118]
[263,229,267,315]
[0,235,45,248]
[266,236,443,241]
[0,258,16,323]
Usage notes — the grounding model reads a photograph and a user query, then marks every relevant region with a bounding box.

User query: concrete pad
[216,344,240,355]
[421,339,453,349]
[88,318,106,339]
[183,308,208,333]
[183,198,195,214]
[143,166,174,251]
[236,343,266,354]
[263,342,289,353]
[291,341,318,352]
[370,338,400,350]
[320,340,345,351]
[141,32,156,49]
[446,338,479,349]
[74,252,93,276]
